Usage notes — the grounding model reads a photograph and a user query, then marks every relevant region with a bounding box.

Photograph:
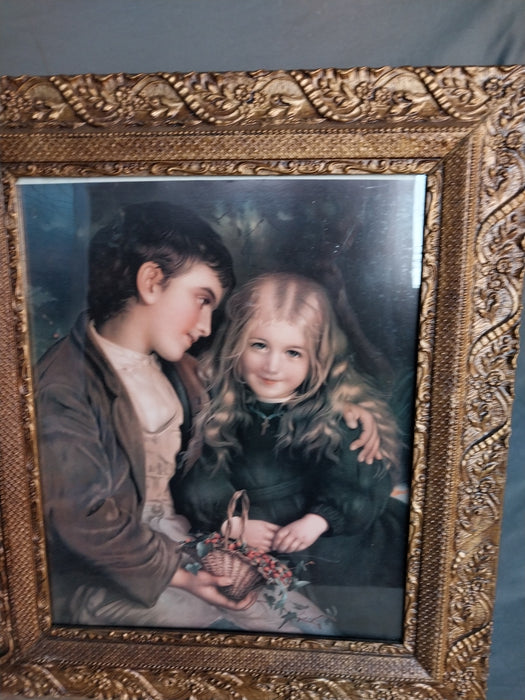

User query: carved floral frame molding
[0,66,524,699]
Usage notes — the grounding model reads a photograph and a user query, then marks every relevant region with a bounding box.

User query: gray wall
[1,2,524,698]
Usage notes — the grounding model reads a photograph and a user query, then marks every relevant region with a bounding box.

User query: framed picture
[1,67,524,699]
[19,173,424,643]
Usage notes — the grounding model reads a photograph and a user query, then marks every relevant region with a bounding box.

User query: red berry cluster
[202,533,222,545]
[201,533,294,586]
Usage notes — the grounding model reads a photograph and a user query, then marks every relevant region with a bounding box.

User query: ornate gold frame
[1,67,524,699]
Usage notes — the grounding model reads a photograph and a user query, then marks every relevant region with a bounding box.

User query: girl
[173,273,408,608]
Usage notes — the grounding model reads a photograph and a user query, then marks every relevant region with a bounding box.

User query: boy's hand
[171,567,256,610]
[343,403,381,464]
[272,514,329,553]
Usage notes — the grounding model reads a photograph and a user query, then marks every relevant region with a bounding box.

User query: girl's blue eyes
[249,342,302,358]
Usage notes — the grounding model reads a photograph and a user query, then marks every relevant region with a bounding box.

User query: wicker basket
[200,490,265,601]
[183,490,296,602]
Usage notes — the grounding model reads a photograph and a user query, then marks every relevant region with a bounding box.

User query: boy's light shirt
[90,323,191,542]
[91,323,182,432]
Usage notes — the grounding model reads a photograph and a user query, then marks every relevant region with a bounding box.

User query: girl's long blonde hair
[187,272,400,476]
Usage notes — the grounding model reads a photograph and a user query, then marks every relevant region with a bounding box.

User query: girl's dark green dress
[172,400,408,589]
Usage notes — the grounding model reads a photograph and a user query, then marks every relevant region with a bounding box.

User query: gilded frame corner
[0,66,524,699]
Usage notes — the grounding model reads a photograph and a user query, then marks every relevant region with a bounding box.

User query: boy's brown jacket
[36,312,206,615]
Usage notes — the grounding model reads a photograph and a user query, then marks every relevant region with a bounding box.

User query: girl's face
[239,316,310,401]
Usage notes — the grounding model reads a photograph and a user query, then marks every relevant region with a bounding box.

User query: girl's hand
[171,566,256,610]
[272,514,329,553]
[343,403,381,464]
[222,517,279,551]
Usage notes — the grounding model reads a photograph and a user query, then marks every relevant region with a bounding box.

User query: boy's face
[146,263,224,361]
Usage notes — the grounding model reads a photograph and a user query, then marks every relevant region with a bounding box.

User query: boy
[37,201,252,628]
